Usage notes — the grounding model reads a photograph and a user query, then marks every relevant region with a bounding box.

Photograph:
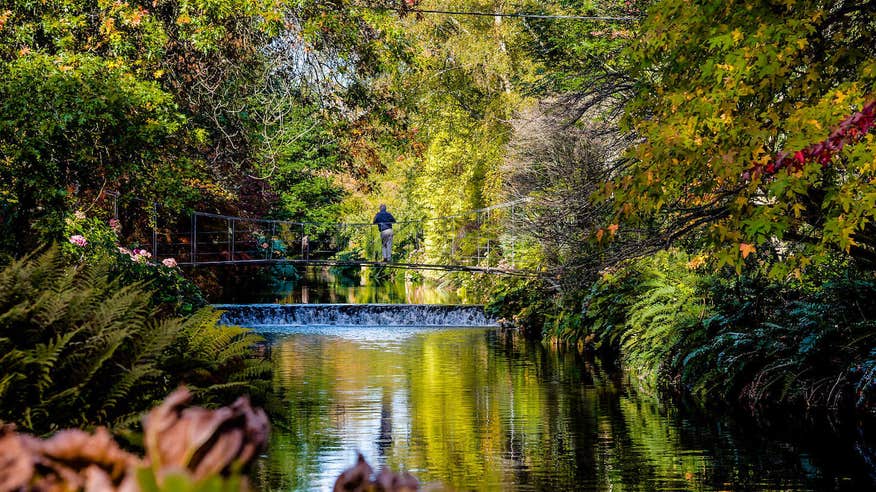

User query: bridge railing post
[475,211,481,266]
[151,202,158,259]
[227,218,233,262]
[268,222,275,261]
[510,205,516,269]
[191,212,197,265]
[302,223,309,261]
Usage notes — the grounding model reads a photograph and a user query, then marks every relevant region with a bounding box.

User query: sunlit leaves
[0,52,191,249]
[616,0,876,271]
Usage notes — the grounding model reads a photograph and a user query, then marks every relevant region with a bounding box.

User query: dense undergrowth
[0,247,271,436]
[488,251,876,412]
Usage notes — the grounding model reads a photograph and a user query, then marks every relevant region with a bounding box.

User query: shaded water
[252,325,876,491]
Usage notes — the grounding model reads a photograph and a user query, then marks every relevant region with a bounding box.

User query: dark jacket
[373,210,396,231]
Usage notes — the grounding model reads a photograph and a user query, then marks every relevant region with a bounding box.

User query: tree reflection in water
[254,327,876,491]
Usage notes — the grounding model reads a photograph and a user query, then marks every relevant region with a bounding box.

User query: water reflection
[216,265,461,304]
[255,328,875,491]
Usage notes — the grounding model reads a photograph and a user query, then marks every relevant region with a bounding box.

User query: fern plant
[163,308,272,406]
[0,247,271,434]
[603,252,707,389]
[681,273,876,409]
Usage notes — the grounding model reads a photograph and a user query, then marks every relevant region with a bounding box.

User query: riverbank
[487,250,876,415]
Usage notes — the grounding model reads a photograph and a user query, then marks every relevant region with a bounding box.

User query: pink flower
[109,218,121,233]
[68,235,87,247]
[128,248,152,263]
[132,249,152,259]
[73,210,86,221]
[162,258,178,268]
[118,246,131,255]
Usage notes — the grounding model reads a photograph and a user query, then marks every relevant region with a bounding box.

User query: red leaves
[746,100,876,179]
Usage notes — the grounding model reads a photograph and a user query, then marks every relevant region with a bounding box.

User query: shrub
[486,277,556,338]
[546,249,876,410]
[0,247,270,435]
[681,267,876,409]
[62,211,205,316]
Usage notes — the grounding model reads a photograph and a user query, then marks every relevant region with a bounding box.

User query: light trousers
[380,228,394,261]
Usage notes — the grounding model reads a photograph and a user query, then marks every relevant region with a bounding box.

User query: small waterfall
[215,304,496,327]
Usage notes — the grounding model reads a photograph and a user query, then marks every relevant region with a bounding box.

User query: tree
[504,97,640,286]
[614,0,876,273]
[0,53,192,253]
[0,0,341,251]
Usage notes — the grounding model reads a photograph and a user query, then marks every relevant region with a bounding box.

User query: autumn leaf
[686,254,707,269]
[739,243,756,259]
[731,28,743,44]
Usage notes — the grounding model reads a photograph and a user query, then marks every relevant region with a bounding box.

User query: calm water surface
[252,326,876,491]
[213,265,461,304]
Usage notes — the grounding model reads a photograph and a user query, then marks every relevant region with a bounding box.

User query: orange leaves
[739,242,756,259]
[0,10,11,32]
[686,254,707,269]
[595,224,619,243]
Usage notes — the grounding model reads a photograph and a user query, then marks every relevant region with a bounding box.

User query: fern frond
[0,247,271,433]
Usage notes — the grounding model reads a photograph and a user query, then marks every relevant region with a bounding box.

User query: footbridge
[140,199,537,276]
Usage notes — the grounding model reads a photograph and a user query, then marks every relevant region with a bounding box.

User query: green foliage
[538,249,876,410]
[62,212,205,316]
[0,52,189,251]
[136,467,244,492]
[486,278,556,338]
[169,308,272,407]
[257,104,346,223]
[683,267,876,409]
[0,0,341,255]
[615,0,876,270]
[544,251,703,385]
[0,247,270,434]
[513,0,646,94]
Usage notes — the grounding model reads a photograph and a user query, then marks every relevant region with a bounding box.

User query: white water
[214,303,495,327]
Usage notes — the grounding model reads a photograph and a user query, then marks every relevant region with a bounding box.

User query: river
[215,266,876,491]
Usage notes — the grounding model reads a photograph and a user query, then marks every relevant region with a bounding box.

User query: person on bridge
[373,204,396,262]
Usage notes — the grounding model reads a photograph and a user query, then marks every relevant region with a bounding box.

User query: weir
[215,303,496,327]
